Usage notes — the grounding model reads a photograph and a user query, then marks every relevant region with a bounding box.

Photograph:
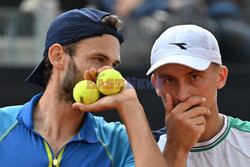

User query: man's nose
[176,82,191,102]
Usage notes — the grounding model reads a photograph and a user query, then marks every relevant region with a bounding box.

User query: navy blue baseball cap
[26,8,124,87]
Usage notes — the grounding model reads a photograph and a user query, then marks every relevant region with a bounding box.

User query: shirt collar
[17,93,98,143]
[16,93,42,131]
[74,112,99,143]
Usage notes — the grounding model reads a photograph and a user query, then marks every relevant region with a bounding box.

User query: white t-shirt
[155,114,250,167]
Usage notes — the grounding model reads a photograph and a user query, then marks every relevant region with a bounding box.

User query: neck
[33,85,85,140]
[198,105,224,142]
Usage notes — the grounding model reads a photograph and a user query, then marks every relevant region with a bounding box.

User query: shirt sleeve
[122,139,135,167]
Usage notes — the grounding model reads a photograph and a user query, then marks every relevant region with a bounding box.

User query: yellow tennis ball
[73,80,100,104]
[96,69,124,95]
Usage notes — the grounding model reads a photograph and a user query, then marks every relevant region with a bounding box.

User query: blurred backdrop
[1,0,250,130]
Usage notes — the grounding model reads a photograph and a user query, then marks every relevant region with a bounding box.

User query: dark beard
[59,58,82,103]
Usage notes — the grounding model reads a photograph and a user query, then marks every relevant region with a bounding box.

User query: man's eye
[165,78,174,83]
[191,74,199,80]
[94,58,104,62]
[112,63,118,68]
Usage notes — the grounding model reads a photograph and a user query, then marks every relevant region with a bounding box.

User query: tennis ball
[96,69,124,95]
[73,80,100,104]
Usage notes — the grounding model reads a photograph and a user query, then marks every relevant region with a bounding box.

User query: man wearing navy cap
[0,8,171,167]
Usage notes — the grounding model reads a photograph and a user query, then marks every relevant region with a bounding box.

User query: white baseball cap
[146,25,222,75]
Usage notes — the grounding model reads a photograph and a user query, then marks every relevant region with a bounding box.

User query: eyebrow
[185,70,201,76]
[157,70,201,78]
[92,53,121,66]
[157,74,172,78]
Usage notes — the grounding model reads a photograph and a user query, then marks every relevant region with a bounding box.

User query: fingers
[84,68,97,82]
[72,96,113,112]
[72,102,103,112]
[77,66,138,113]
[97,66,112,74]
[90,68,97,82]
[166,93,174,116]
[189,115,206,126]
[184,106,211,118]
[189,115,207,136]
[84,66,112,82]
[174,96,206,114]
[166,98,210,127]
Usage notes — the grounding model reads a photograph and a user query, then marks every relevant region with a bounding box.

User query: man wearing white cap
[148,25,250,166]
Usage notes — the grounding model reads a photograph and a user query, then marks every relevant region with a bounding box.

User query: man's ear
[217,66,228,89]
[151,74,161,97]
[48,44,65,70]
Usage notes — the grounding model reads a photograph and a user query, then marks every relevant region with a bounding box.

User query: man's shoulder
[0,105,23,140]
[216,115,250,158]
[0,105,23,115]
[229,116,250,132]
[0,105,23,121]
[227,116,250,149]
[92,116,127,138]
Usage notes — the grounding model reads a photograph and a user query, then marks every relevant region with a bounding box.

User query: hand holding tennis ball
[73,68,124,104]
[73,80,100,104]
[96,69,124,95]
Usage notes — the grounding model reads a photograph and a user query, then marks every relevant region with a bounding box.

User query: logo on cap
[169,43,187,50]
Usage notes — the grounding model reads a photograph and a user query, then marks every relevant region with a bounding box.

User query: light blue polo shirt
[0,93,134,167]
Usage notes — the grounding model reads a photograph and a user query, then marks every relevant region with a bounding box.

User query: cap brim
[146,54,211,75]
[25,56,46,88]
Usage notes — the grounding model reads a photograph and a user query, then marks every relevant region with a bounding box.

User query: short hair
[211,63,221,71]
[41,15,122,87]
